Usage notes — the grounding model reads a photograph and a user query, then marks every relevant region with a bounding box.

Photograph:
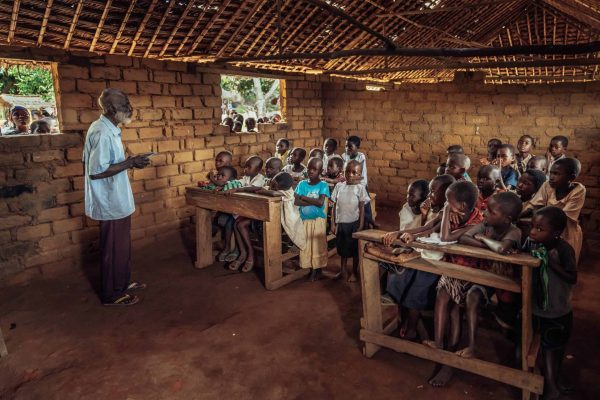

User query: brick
[169,174,191,187]
[138,82,163,95]
[127,142,153,154]
[139,108,164,121]
[183,96,202,107]
[77,79,106,93]
[169,85,192,95]
[53,217,84,234]
[172,125,195,137]
[129,95,153,108]
[80,110,101,124]
[0,215,32,229]
[562,116,594,127]
[152,96,176,108]
[139,127,164,139]
[91,66,121,80]
[54,163,83,178]
[157,165,179,177]
[141,200,165,214]
[123,68,149,81]
[50,134,82,148]
[153,70,178,83]
[67,148,83,161]
[158,140,180,152]
[535,117,559,127]
[60,93,93,108]
[205,136,224,147]
[173,151,194,163]
[59,65,89,79]
[56,191,84,205]
[171,109,193,120]
[16,167,49,182]
[109,81,137,94]
[194,149,214,161]
[194,124,213,136]
[145,178,169,190]
[38,207,69,222]
[17,223,51,241]
[182,161,205,174]
[132,167,156,180]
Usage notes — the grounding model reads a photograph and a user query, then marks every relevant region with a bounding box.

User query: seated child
[295,157,330,281]
[546,135,568,175]
[198,166,240,192]
[275,138,291,164]
[516,134,535,175]
[457,192,523,358]
[521,158,585,263]
[494,143,519,189]
[436,163,447,176]
[476,165,502,211]
[480,138,502,166]
[331,160,370,282]
[445,153,471,182]
[322,155,344,185]
[207,150,233,185]
[309,148,324,160]
[282,147,308,181]
[322,138,338,170]
[399,179,430,230]
[447,145,471,181]
[525,206,577,400]
[517,169,547,209]
[426,181,484,387]
[527,155,549,174]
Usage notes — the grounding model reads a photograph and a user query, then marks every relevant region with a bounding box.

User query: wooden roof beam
[90,0,112,52]
[377,0,522,17]
[37,0,53,46]
[187,0,232,56]
[217,0,265,57]
[64,0,84,50]
[8,0,21,44]
[175,0,215,56]
[159,0,197,57]
[110,0,136,54]
[206,1,246,53]
[544,0,600,31]
[128,0,159,56]
[144,0,176,58]
[230,3,272,55]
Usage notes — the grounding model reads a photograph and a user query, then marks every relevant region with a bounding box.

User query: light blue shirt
[294,180,330,220]
[83,116,135,221]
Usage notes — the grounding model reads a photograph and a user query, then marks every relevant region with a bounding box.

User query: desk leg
[195,208,213,269]
[0,326,7,358]
[359,239,383,357]
[521,266,534,400]
[263,202,283,290]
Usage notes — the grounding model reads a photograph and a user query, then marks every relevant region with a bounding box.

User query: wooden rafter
[64,0,84,49]
[90,0,112,52]
[231,3,272,55]
[187,0,232,56]
[175,0,216,56]
[110,0,136,54]
[255,2,302,56]
[37,0,53,47]
[128,0,159,56]
[206,1,246,53]
[377,0,521,17]
[144,0,175,58]
[159,0,197,57]
[217,0,265,57]
[8,0,21,44]
[544,0,600,32]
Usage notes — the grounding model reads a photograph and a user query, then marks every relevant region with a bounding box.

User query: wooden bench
[186,187,309,290]
[353,229,543,400]
[0,326,7,358]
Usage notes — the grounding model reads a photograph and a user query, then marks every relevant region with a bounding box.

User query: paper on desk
[416,232,457,246]
[414,233,456,260]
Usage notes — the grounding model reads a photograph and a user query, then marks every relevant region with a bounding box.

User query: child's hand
[399,232,415,244]
[420,198,431,216]
[449,212,461,226]
[224,188,237,196]
[474,233,485,241]
[383,231,398,246]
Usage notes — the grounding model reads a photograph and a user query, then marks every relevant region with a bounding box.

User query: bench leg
[195,208,213,269]
[359,239,383,357]
[521,266,534,400]
[263,203,283,290]
[0,327,7,358]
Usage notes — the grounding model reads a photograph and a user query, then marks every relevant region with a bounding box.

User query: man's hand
[383,231,398,246]
[129,155,150,169]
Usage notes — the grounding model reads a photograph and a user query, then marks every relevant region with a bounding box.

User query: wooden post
[195,208,213,269]
[263,202,283,290]
[0,326,7,358]
[359,239,383,357]
[521,266,534,400]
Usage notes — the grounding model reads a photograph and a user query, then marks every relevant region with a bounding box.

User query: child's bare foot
[347,274,357,282]
[455,347,475,358]
[429,366,453,387]
[241,258,254,273]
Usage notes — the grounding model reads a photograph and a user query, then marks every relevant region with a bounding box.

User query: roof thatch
[0,0,599,84]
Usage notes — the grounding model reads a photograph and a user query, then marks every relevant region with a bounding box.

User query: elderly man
[83,89,150,306]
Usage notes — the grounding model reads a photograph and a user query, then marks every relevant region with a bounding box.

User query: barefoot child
[445,153,471,182]
[322,138,338,170]
[331,160,369,282]
[457,192,523,358]
[525,207,577,400]
[516,134,536,175]
[282,147,308,181]
[475,165,502,211]
[275,138,290,164]
[343,135,376,228]
[546,135,568,175]
[295,157,330,281]
[494,144,519,189]
[480,138,502,166]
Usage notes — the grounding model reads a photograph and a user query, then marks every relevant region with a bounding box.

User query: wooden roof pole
[255,2,303,56]
[144,0,175,58]
[377,0,521,17]
[64,0,84,49]
[110,0,136,54]
[217,0,265,57]
[159,0,197,57]
[303,0,397,49]
[8,0,21,44]
[90,0,113,52]
[187,0,232,56]
[37,0,54,46]
[175,0,216,56]
[128,0,159,56]
[206,1,247,53]
[544,0,600,31]
[230,2,272,55]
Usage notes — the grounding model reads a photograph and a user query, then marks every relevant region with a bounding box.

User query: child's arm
[358,201,365,231]
[256,189,284,197]
[294,193,325,207]
[331,200,337,235]
[439,205,471,242]
[382,216,442,246]
[459,230,488,248]
[548,249,577,284]
[474,235,515,254]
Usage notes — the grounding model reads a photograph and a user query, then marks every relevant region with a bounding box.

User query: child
[546,135,568,175]
[233,121,242,133]
[330,160,369,282]
[476,165,502,211]
[517,169,547,209]
[322,138,338,170]
[399,179,430,230]
[521,158,585,263]
[264,157,283,184]
[494,143,519,189]
[207,150,233,185]
[222,117,234,133]
[295,157,330,281]
[323,155,344,185]
[426,181,484,387]
[309,148,324,160]
[447,145,471,181]
[436,163,447,176]
[516,134,535,175]
[457,192,523,359]
[198,166,241,192]
[30,120,51,134]
[444,153,471,182]
[275,138,290,164]
[246,117,258,132]
[527,155,549,175]
[480,138,502,166]
[525,206,577,400]
[343,135,377,228]
[282,147,308,181]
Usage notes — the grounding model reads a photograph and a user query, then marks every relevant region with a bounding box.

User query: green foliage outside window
[0,66,55,101]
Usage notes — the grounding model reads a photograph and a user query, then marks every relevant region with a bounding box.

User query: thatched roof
[1,0,599,84]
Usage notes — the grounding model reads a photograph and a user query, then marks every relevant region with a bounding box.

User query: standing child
[445,153,471,182]
[330,160,370,282]
[494,144,519,189]
[521,158,585,263]
[295,157,330,281]
[343,135,376,228]
[516,134,536,175]
[525,207,577,400]
[475,165,502,211]
[480,138,502,166]
[282,147,308,181]
[275,138,291,164]
[322,138,338,170]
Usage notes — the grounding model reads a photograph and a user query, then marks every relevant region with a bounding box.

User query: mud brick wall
[322,79,600,235]
[0,50,322,279]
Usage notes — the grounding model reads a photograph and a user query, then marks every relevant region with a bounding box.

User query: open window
[220,75,284,133]
[0,59,60,137]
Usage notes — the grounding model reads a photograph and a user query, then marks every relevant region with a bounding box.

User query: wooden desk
[353,229,543,399]
[186,187,309,290]
[0,326,7,358]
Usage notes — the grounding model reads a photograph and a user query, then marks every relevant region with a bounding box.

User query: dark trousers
[100,215,131,303]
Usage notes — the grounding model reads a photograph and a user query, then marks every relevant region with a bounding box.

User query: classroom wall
[0,49,323,279]
[322,78,600,235]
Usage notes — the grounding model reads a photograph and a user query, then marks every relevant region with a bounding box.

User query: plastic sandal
[103,294,140,307]
[126,282,147,291]
[224,250,240,263]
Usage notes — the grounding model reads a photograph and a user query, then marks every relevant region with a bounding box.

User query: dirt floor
[1,207,599,400]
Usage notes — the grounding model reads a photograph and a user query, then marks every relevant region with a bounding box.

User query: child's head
[30,120,51,134]
[215,150,233,169]
[477,165,501,197]
[265,157,283,179]
[222,117,234,131]
[213,166,237,186]
[517,135,535,155]
[276,138,290,155]
[270,172,294,191]
[429,174,456,208]
[345,135,361,157]
[496,144,515,168]
[246,117,256,131]
[290,147,306,165]
[344,160,362,185]
[436,163,447,176]
[306,157,323,181]
[243,155,263,178]
[445,153,470,180]
[484,192,522,227]
[327,156,344,178]
[446,145,464,155]
[517,169,546,202]
[234,114,244,124]
[549,135,568,159]
[548,157,580,190]
[407,179,429,210]
[530,206,567,245]
[487,138,502,159]
[233,121,242,133]
[445,181,479,217]
[323,138,338,155]
[309,148,324,160]
[526,155,548,174]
